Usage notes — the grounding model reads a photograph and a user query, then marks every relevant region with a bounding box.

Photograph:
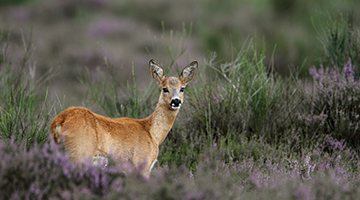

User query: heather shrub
[158,40,311,169]
[0,139,129,199]
[177,40,303,147]
[243,170,360,200]
[304,60,360,149]
[0,31,55,146]
[2,132,359,199]
[113,135,358,199]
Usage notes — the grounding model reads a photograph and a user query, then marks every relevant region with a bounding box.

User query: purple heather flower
[343,58,355,78]
[214,96,223,104]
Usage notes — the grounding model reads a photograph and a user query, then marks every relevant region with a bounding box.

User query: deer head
[149,59,198,110]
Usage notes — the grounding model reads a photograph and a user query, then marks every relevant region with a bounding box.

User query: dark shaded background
[1,0,359,104]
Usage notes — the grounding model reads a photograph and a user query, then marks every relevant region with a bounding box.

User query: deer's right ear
[149,59,165,85]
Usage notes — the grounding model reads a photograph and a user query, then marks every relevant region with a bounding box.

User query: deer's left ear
[179,61,198,84]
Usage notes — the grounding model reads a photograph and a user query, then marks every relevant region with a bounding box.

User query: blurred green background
[1,0,359,104]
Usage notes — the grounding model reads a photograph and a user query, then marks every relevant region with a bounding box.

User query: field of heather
[1,0,360,199]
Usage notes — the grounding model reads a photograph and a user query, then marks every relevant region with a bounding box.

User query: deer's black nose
[170,98,181,108]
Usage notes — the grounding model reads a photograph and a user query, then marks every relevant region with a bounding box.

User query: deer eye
[180,88,185,93]
[163,88,169,93]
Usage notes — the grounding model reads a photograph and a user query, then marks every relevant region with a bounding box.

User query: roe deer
[50,59,198,177]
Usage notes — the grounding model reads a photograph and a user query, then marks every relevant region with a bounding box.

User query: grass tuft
[0,30,55,147]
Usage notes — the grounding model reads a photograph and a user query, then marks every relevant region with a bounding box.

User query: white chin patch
[171,103,181,110]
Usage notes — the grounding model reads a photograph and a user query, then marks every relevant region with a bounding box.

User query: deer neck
[145,101,179,146]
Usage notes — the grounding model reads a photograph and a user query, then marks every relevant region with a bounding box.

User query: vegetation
[315,12,360,76]
[1,9,360,200]
[0,31,55,148]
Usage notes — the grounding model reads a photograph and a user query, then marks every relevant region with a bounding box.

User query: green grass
[313,11,360,75]
[0,31,55,147]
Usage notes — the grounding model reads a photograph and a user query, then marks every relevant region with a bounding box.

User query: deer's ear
[149,59,165,85]
[179,61,198,84]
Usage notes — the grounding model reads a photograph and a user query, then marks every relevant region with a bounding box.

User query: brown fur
[50,59,198,177]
